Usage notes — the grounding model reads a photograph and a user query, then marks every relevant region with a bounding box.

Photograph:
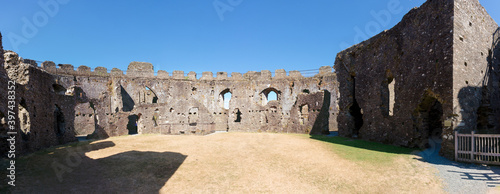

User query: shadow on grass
[310,135,417,155]
[7,140,187,193]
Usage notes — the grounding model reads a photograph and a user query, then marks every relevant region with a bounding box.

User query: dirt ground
[10,133,443,193]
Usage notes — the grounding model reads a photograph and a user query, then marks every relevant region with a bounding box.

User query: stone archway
[414,95,443,149]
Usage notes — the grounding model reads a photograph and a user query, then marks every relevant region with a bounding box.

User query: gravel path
[419,143,500,194]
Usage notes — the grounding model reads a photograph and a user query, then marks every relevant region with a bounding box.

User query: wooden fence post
[471,131,475,161]
[455,130,458,161]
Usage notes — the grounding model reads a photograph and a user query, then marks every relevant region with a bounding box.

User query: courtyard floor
[7,132,446,193]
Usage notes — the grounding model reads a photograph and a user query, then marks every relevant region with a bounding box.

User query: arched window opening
[219,89,232,109]
[224,93,232,109]
[260,88,280,106]
[268,91,277,101]
[141,86,158,104]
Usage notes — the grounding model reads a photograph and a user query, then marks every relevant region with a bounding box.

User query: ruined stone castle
[1,0,499,159]
[0,34,338,155]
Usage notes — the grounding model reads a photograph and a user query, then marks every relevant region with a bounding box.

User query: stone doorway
[415,95,443,149]
[127,115,139,135]
[349,75,363,138]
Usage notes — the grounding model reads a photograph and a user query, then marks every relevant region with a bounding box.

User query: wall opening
[153,109,159,127]
[389,79,395,116]
[219,89,232,109]
[261,88,280,106]
[224,93,231,109]
[380,73,395,117]
[350,76,363,137]
[234,108,242,122]
[349,100,363,137]
[143,86,158,104]
[381,81,388,116]
[310,89,331,135]
[54,104,65,137]
[268,91,277,101]
[188,107,199,125]
[121,85,135,112]
[270,106,277,113]
[52,84,67,95]
[19,99,30,140]
[415,95,443,148]
[127,114,139,135]
[0,111,7,136]
[299,104,309,125]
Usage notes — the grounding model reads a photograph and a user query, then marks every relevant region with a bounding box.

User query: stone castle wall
[334,0,499,158]
[453,0,500,134]
[47,62,337,138]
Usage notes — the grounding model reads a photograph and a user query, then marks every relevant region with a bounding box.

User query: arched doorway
[415,95,443,148]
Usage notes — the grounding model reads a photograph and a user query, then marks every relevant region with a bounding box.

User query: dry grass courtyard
[6,133,444,193]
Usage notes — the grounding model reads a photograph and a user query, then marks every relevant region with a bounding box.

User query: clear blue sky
[1,0,499,76]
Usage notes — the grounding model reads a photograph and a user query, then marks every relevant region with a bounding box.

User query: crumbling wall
[0,49,77,157]
[43,62,337,138]
[335,0,455,157]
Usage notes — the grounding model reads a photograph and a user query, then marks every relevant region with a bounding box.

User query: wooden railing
[455,131,500,165]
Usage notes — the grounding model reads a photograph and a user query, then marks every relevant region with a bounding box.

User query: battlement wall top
[34,58,334,80]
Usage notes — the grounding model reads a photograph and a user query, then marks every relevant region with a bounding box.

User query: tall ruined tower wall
[452,0,500,134]
[335,0,455,148]
[335,0,499,159]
